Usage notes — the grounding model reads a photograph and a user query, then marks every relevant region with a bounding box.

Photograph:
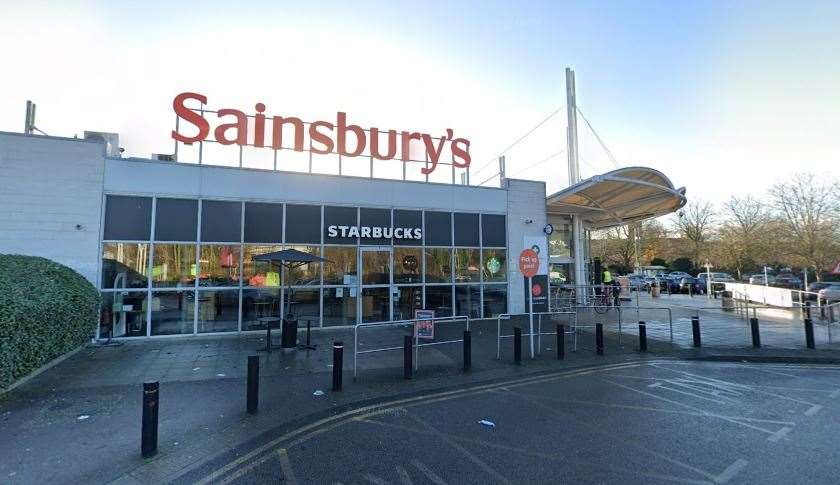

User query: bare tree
[716,195,770,278]
[768,173,840,281]
[672,200,715,267]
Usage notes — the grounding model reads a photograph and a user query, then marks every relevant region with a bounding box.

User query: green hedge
[0,254,99,389]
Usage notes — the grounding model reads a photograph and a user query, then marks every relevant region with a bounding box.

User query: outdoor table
[258,316,283,352]
[297,316,318,351]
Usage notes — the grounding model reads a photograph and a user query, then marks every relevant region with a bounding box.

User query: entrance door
[359,247,392,323]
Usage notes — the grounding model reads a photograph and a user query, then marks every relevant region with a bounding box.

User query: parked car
[626,274,646,290]
[697,272,735,292]
[818,285,840,304]
[667,276,705,294]
[774,273,803,289]
[749,274,776,285]
[668,271,692,279]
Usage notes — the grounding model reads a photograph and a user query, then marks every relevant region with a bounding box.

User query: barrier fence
[496,311,577,359]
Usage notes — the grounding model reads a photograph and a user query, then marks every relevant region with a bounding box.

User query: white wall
[0,132,106,285]
[724,282,795,307]
[505,178,548,314]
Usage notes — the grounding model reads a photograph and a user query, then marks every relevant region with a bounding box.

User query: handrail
[496,311,577,359]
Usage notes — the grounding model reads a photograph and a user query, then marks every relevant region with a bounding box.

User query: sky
[1,0,838,203]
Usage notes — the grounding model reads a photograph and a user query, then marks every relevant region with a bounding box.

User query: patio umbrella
[252,249,329,318]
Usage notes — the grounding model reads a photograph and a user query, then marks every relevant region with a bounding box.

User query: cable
[508,150,566,178]
[576,107,619,169]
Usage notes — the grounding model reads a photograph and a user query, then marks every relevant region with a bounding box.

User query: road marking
[829,389,840,398]
[647,381,732,405]
[411,459,448,485]
[767,427,792,442]
[395,465,414,485]
[804,405,822,416]
[714,459,748,484]
[364,474,389,484]
[277,448,299,485]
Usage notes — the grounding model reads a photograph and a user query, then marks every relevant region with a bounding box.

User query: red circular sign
[519,249,539,278]
[531,283,542,297]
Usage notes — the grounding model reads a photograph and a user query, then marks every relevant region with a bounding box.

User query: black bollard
[332,341,344,391]
[750,317,761,348]
[463,330,471,371]
[141,381,159,458]
[638,322,647,352]
[514,327,522,364]
[596,323,604,355]
[691,316,701,348]
[246,356,259,414]
[404,335,413,379]
[557,324,565,360]
[804,318,815,349]
[805,301,812,320]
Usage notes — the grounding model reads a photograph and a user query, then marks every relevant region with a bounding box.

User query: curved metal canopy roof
[545,166,687,229]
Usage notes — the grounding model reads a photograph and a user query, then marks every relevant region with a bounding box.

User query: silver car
[818,284,840,303]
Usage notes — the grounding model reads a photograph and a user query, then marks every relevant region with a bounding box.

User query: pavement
[1,294,838,484]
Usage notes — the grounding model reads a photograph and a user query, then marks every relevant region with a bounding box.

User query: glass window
[549,223,572,258]
[152,244,196,288]
[393,210,422,246]
[361,287,390,323]
[394,247,422,284]
[361,250,390,285]
[323,246,358,285]
[323,287,357,326]
[155,198,198,241]
[101,243,149,289]
[199,245,241,287]
[197,290,239,333]
[100,291,148,337]
[483,284,508,317]
[242,288,281,331]
[244,202,283,243]
[359,208,391,245]
[286,245,321,285]
[287,288,319,322]
[150,290,195,335]
[550,263,574,285]
[424,211,451,246]
[425,285,453,317]
[286,204,322,244]
[323,206,357,244]
[393,286,422,321]
[454,248,480,283]
[104,195,152,241]
[243,245,282,287]
[424,248,451,283]
[482,249,507,282]
[481,214,506,247]
[454,213,479,246]
[455,285,481,319]
[201,200,241,242]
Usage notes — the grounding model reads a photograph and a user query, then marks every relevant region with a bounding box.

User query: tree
[594,220,670,273]
[672,201,716,267]
[768,173,840,281]
[715,195,771,279]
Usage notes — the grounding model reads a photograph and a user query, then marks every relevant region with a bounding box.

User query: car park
[749,274,776,285]
[818,285,840,304]
[774,273,803,289]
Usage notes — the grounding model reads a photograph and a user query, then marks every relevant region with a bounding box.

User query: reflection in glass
[323,287,357,326]
[101,243,149,289]
[199,245,241,287]
[285,245,321,285]
[425,285,453,317]
[394,248,421,284]
[323,246,357,285]
[242,245,282,286]
[424,248,451,283]
[455,285,481,318]
[393,286,422,321]
[287,288,319,321]
[482,249,507,282]
[151,290,195,335]
[152,244,197,288]
[100,291,148,337]
[197,290,239,333]
[362,250,390,285]
[483,284,508,317]
[242,288,281,330]
[454,249,480,283]
[362,287,390,322]
[549,224,572,258]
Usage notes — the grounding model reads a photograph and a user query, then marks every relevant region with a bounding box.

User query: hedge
[0,254,99,389]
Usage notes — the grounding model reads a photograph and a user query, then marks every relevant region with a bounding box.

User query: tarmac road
[174,360,840,484]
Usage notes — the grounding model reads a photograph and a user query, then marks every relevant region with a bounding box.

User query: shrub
[0,254,99,389]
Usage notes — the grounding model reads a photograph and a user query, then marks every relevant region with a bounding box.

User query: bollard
[403,335,413,380]
[596,323,604,355]
[514,327,522,364]
[750,317,761,348]
[141,381,159,458]
[691,316,701,348]
[246,356,259,414]
[557,324,565,360]
[463,330,471,371]
[805,301,812,320]
[804,318,815,349]
[638,322,647,352]
[332,341,344,391]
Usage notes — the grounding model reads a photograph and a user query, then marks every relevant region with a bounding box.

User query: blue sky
[2,0,837,201]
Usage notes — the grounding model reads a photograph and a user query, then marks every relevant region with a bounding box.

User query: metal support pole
[804,318,815,349]
[528,276,535,359]
[596,323,604,355]
[691,316,701,348]
[403,335,413,380]
[557,324,565,360]
[514,327,522,364]
[141,381,159,458]
[805,301,812,320]
[638,322,647,353]
[246,356,259,414]
[463,330,471,371]
[332,341,344,391]
[750,317,761,348]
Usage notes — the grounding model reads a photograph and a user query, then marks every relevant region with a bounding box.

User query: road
[174,360,840,484]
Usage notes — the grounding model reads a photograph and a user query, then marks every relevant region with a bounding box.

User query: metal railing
[353,315,469,378]
[496,311,577,359]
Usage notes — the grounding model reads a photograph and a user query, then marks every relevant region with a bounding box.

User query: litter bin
[721,290,734,311]
[651,284,660,298]
[282,318,298,348]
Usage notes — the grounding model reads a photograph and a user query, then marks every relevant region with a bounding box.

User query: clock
[543,223,554,236]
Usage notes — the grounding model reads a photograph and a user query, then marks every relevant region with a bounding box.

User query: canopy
[253,249,329,269]
[545,166,686,229]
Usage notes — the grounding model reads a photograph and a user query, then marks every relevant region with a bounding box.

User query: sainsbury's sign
[171,92,471,175]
